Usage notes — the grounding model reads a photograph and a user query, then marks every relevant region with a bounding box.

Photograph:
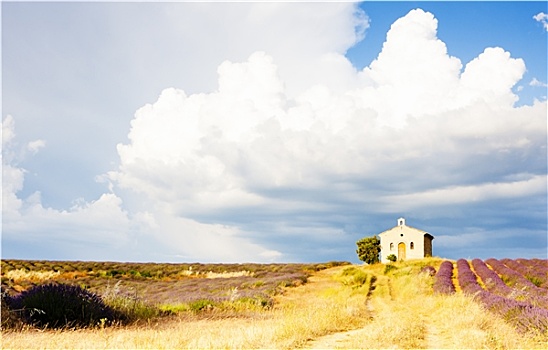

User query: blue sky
[2,1,547,263]
[349,1,547,106]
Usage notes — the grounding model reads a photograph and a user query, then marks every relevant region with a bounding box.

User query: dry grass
[175,268,254,279]
[1,266,371,349]
[4,269,60,284]
[204,270,254,279]
[2,259,546,349]
[328,259,546,349]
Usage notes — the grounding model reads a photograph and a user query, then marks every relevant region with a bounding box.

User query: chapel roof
[378,217,434,239]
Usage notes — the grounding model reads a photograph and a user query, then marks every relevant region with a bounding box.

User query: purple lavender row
[472,259,548,309]
[456,259,482,294]
[516,258,548,270]
[530,259,548,288]
[457,259,548,334]
[477,288,548,334]
[504,259,548,288]
[497,259,548,309]
[433,261,455,294]
[486,258,547,298]
[471,259,513,296]
[516,258,548,268]
[502,259,542,282]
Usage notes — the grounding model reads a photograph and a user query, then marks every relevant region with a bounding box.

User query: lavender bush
[503,259,547,288]
[457,259,548,334]
[6,283,117,329]
[456,259,483,294]
[420,265,436,277]
[500,259,548,309]
[485,259,536,290]
[475,289,548,334]
[486,259,548,308]
[527,259,548,289]
[433,261,455,294]
[471,259,513,296]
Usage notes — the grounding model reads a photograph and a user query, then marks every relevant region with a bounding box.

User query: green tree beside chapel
[356,236,380,264]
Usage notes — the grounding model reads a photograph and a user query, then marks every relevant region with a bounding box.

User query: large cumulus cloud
[106,9,546,261]
[3,7,546,262]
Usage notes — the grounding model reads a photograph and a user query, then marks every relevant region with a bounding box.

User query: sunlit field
[2,258,547,349]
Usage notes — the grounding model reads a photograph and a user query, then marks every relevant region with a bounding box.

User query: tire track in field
[424,323,447,349]
[304,273,448,350]
[304,274,378,349]
[305,327,369,349]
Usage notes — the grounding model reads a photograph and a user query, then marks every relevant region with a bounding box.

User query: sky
[2,1,547,263]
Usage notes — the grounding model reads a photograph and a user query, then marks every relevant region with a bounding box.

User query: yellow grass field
[2,258,546,349]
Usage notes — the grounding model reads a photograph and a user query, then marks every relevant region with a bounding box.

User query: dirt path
[304,298,377,349]
[305,327,368,349]
[304,272,377,349]
[302,273,447,350]
[305,320,446,350]
[424,324,445,349]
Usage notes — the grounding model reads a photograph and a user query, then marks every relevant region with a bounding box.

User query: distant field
[1,259,348,306]
[1,258,547,349]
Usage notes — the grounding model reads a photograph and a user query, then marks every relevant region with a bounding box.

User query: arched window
[390,243,394,250]
[410,242,414,250]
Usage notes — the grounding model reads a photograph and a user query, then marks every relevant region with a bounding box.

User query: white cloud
[2,163,25,216]
[105,8,545,261]
[2,115,16,147]
[359,9,463,126]
[357,10,526,127]
[2,115,281,262]
[3,7,546,262]
[142,213,283,262]
[533,12,548,31]
[530,77,548,88]
[128,2,369,98]
[2,116,47,216]
[2,116,132,255]
[459,47,525,106]
[27,139,46,154]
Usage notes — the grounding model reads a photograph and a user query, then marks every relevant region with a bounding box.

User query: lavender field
[2,257,547,349]
[1,259,348,308]
[433,258,548,334]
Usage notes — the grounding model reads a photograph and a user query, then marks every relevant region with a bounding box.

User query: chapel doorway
[398,242,406,261]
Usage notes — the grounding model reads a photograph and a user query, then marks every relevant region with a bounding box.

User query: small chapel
[378,217,434,263]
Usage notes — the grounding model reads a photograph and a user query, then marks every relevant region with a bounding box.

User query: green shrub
[341,266,357,276]
[106,269,124,277]
[526,275,542,287]
[253,280,265,288]
[104,295,160,321]
[189,299,215,312]
[101,281,161,321]
[340,267,369,288]
[500,275,514,285]
[228,296,273,310]
[384,264,397,275]
[386,254,397,262]
[62,264,75,272]
[140,271,152,278]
